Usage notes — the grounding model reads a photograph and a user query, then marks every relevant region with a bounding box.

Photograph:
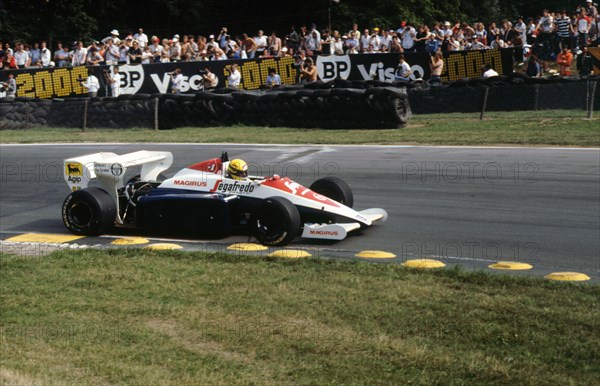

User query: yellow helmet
[227,159,248,180]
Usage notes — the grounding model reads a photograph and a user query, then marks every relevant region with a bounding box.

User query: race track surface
[1,143,598,280]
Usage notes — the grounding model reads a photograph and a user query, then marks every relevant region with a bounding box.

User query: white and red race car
[62,151,387,246]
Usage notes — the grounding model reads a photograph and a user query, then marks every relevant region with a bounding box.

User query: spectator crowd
[0,1,598,77]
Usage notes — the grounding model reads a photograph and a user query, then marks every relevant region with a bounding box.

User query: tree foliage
[1,0,575,46]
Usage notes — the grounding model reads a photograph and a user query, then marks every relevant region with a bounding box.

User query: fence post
[82,99,89,132]
[588,81,596,120]
[153,97,159,130]
[480,87,489,120]
[533,84,539,111]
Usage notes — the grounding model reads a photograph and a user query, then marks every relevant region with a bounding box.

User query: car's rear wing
[64,151,173,225]
[64,150,173,192]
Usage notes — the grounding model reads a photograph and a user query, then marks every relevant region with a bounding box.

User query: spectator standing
[242,33,257,58]
[536,9,555,57]
[348,24,360,40]
[556,47,573,76]
[79,69,100,97]
[415,25,429,51]
[149,37,163,63]
[1,72,17,101]
[102,29,121,45]
[4,42,13,56]
[360,28,370,52]
[426,33,439,53]
[14,44,30,68]
[585,0,598,19]
[217,28,229,49]
[54,42,67,67]
[30,42,41,67]
[390,35,403,53]
[169,68,184,94]
[104,66,121,97]
[368,28,381,52]
[430,52,443,83]
[86,47,103,66]
[526,54,541,77]
[526,18,537,44]
[118,38,130,64]
[104,39,120,65]
[332,34,344,54]
[254,30,268,56]
[300,57,317,83]
[576,46,593,75]
[401,22,417,52]
[304,30,321,56]
[288,26,301,52]
[71,41,87,66]
[201,67,218,90]
[268,31,282,56]
[40,41,51,67]
[141,46,153,63]
[133,28,148,49]
[265,68,281,88]
[488,22,500,45]
[228,63,241,88]
[169,36,182,62]
[576,8,592,48]
[555,11,572,50]
[514,17,527,47]
[128,40,142,64]
[345,31,359,53]
[395,54,412,81]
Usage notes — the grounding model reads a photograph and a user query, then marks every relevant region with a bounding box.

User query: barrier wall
[0,82,411,130]
[0,49,515,99]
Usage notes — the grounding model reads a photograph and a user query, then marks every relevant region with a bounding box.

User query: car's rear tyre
[62,187,116,236]
[253,197,301,246]
[309,176,354,208]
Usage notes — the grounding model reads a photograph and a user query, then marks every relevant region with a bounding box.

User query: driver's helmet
[227,159,248,180]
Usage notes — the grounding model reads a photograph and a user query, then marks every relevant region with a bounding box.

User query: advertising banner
[1,49,514,98]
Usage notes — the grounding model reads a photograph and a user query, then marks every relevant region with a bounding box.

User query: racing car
[61,151,387,246]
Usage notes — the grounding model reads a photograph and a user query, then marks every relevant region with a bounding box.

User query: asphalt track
[1,143,599,280]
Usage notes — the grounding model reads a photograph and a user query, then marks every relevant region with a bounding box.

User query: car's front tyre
[252,196,301,246]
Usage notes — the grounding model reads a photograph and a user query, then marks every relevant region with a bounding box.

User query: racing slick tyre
[309,176,354,208]
[253,197,301,246]
[62,187,116,236]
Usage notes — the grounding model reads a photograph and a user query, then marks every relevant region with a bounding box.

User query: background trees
[1,0,574,46]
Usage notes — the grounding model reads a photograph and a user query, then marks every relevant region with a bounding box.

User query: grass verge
[1,111,599,146]
[1,249,598,385]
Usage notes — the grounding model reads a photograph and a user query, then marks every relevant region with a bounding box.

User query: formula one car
[62,151,387,246]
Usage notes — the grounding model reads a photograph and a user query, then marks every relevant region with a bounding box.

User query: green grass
[1,249,598,385]
[1,111,599,146]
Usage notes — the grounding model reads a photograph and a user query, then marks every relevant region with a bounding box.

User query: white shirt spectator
[254,35,267,51]
[134,31,148,48]
[82,75,100,93]
[401,27,416,49]
[538,16,554,33]
[40,47,52,66]
[105,44,119,65]
[483,68,499,78]
[228,68,241,88]
[14,50,29,67]
[110,71,120,96]
[171,73,184,93]
[72,47,87,66]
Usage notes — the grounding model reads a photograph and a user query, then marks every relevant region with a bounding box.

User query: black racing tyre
[253,197,301,246]
[309,176,354,208]
[62,187,116,236]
